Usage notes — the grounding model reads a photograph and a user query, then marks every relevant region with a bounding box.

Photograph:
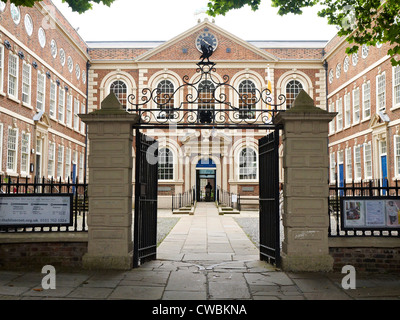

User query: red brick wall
[330,247,400,273]
[0,242,88,270]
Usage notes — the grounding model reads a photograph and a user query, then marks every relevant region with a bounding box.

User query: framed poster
[343,199,365,228]
[365,200,386,227]
[386,199,400,228]
[341,196,400,231]
[0,194,73,228]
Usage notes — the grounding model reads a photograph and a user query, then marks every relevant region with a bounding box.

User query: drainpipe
[84,58,91,181]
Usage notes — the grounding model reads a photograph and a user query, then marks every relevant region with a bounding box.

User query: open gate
[129,49,286,268]
[258,129,281,267]
[133,130,158,268]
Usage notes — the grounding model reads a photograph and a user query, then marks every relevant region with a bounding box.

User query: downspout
[84,57,91,181]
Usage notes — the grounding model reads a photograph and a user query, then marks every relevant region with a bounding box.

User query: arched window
[286,80,303,109]
[238,80,256,119]
[198,80,215,111]
[239,148,257,180]
[198,80,215,123]
[110,80,127,108]
[157,80,174,119]
[158,148,174,180]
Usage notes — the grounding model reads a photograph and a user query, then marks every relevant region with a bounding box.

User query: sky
[52,0,338,42]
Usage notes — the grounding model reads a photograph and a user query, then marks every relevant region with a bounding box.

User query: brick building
[87,19,327,207]
[325,35,400,188]
[1,1,399,209]
[0,0,88,184]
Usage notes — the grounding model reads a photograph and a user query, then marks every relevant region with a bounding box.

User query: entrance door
[381,155,388,195]
[196,169,216,202]
[196,159,217,202]
[258,129,280,267]
[380,140,388,195]
[35,139,42,179]
[339,163,344,197]
[133,130,159,268]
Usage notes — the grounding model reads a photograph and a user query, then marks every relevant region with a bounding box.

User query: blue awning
[196,159,216,168]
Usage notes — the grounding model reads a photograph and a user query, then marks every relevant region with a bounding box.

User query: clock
[196,31,218,52]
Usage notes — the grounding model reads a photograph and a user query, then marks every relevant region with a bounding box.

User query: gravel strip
[157,217,180,246]
[234,217,260,248]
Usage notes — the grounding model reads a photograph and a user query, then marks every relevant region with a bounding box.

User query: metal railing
[216,186,241,211]
[172,187,195,212]
[0,176,88,233]
[329,178,399,237]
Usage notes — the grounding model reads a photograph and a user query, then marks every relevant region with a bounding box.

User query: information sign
[341,197,400,230]
[0,194,73,227]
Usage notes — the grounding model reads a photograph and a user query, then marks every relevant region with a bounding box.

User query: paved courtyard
[1,202,400,301]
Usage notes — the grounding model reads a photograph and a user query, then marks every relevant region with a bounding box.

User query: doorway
[196,158,216,202]
[196,169,216,202]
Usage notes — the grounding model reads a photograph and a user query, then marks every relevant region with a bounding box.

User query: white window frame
[329,102,335,134]
[74,98,80,131]
[20,132,30,175]
[58,87,65,123]
[57,145,64,180]
[238,147,258,181]
[376,72,386,112]
[79,152,84,182]
[49,80,57,119]
[48,141,55,178]
[330,152,336,183]
[336,98,343,131]
[394,135,400,179]
[354,145,362,181]
[8,53,19,99]
[344,93,351,128]
[22,62,31,106]
[362,81,371,120]
[80,101,86,134]
[352,87,360,124]
[364,142,372,180]
[158,147,174,181]
[392,66,400,110]
[65,147,71,181]
[7,127,18,174]
[345,148,352,182]
[36,71,46,111]
[66,93,72,127]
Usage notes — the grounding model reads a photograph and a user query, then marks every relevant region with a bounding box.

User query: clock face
[196,31,218,52]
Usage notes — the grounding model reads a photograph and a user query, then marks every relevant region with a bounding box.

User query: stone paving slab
[1,204,400,301]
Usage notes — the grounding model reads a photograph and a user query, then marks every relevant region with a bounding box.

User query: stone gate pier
[80,94,138,270]
[276,90,336,272]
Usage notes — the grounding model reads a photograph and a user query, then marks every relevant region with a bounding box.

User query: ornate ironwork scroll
[127,56,286,129]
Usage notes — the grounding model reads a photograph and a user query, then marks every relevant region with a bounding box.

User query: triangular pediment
[136,19,278,62]
[33,111,51,129]
[369,112,390,129]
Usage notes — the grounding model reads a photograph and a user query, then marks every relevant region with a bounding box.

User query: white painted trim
[0,24,87,98]
[328,55,391,99]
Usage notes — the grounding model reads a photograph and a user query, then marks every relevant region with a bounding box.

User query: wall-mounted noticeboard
[341,197,400,230]
[0,194,73,228]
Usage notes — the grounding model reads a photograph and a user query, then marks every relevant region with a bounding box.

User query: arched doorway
[196,158,216,202]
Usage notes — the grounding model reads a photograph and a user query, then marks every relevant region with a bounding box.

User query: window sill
[5,171,19,177]
[22,102,33,110]
[390,104,400,112]
[7,95,20,104]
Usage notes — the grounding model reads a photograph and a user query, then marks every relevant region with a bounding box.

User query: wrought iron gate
[133,130,159,268]
[128,47,285,268]
[258,129,281,267]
